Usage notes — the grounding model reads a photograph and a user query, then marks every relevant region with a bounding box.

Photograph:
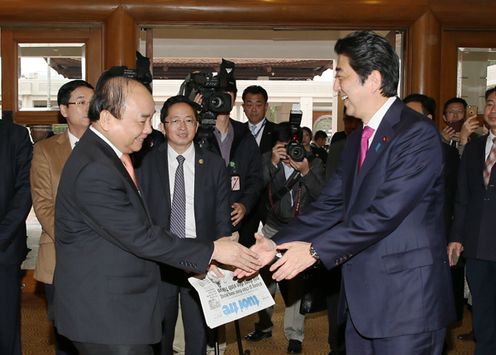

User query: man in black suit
[0,119,32,355]
[54,75,261,355]
[240,85,276,248]
[448,86,496,355]
[136,96,231,355]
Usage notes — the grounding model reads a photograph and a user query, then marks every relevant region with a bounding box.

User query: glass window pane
[18,43,85,111]
[457,47,496,114]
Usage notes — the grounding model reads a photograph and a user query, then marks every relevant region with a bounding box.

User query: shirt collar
[67,129,79,150]
[90,125,123,158]
[365,97,397,131]
[168,142,195,163]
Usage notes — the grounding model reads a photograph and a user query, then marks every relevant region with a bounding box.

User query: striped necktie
[170,155,186,238]
[483,137,496,188]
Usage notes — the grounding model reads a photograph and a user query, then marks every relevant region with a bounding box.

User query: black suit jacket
[136,141,231,287]
[451,134,496,262]
[0,121,32,265]
[256,119,277,155]
[136,140,231,253]
[54,129,213,345]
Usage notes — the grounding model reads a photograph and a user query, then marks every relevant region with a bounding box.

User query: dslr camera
[179,58,236,126]
[286,105,307,162]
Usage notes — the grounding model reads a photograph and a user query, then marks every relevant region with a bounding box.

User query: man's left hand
[231,202,246,226]
[270,241,317,281]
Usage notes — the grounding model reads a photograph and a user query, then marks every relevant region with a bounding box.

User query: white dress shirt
[167,143,197,239]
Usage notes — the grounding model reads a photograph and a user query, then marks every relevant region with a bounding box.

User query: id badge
[231,175,240,191]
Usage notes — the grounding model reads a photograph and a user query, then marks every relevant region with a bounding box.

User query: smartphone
[450,248,460,266]
[446,120,464,132]
[467,105,477,117]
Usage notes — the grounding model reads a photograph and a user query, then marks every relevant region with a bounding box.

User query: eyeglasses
[164,118,196,127]
[67,100,89,107]
[446,110,464,115]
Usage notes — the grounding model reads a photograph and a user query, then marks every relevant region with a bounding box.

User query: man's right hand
[233,233,277,279]
[441,126,457,143]
[212,238,261,273]
[460,115,479,145]
[447,242,464,267]
[272,143,288,166]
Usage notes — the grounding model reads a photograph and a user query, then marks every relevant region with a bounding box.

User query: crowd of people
[1,30,495,355]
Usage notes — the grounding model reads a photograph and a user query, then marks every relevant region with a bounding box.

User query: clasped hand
[233,233,318,281]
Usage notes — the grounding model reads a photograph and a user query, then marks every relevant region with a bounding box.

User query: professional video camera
[179,58,236,126]
[96,51,153,93]
[286,104,307,162]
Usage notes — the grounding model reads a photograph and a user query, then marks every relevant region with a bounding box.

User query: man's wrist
[309,244,320,260]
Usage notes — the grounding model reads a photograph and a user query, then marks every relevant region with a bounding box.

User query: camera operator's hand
[194,93,203,105]
[272,142,288,166]
[288,157,310,176]
[231,202,246,227]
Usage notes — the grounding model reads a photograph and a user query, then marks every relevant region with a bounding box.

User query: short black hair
[57,80,94,106]
[160,95,201,123]
[443,97,467,114]
[314,130,328,141]
[485,87,496,100]
[242,85,268,102]
[335,31,399,97]
[302,126,313,140]
[403,93,436,119]
[88,76,141,122]
[273,122,292,145]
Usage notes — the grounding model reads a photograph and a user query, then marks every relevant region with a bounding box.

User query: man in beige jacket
[31,79,94,355]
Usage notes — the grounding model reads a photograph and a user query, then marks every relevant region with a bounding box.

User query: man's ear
[159,122,166,136]
[368,70,382,93]
[60,105,69,118]
[99,110,113,131]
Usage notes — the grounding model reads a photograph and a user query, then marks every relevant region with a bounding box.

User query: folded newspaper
[188,268,275,328]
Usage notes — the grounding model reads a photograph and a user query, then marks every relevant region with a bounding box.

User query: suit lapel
[156,143,172,212]
[194,145,206,223]
[349,98,403,205]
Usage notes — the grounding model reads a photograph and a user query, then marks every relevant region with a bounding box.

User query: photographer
[244,122,325,354]
[197,83,263,241]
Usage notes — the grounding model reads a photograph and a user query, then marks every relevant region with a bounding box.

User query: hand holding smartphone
[450,248,460,266]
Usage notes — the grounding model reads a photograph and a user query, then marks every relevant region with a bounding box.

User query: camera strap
[268,170,302,208]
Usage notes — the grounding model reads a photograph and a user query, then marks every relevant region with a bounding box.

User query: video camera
[179,58,236,126]
[286,105,307,162]
[96,51,153,93]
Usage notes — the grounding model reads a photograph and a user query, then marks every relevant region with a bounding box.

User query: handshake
[212,233,319,281]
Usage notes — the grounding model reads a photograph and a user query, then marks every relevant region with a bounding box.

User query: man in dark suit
[448,86,496,355]
[54,75,261,355]
[136,96,231,355]
[242,31,455,355]
[0,119,32,355]
[240,85,276,248]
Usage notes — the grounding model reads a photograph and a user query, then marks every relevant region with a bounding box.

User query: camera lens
[209,96,224,110]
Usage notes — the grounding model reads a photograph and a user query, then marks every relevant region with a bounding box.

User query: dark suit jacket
[54,129,213,345]
[451,134,496,262]
[255,119,277,155]
[205,119,263,232]
[0,121,32,265]
[136,140,231,279]
[274,99,455,338]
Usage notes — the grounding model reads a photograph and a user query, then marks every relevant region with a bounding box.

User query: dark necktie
[483,137,496,188]
[171,155,186,238]
[358,126,375,170]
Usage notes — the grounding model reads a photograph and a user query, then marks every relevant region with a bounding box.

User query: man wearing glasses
[31,79,94,354]
[136,95,232,355]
